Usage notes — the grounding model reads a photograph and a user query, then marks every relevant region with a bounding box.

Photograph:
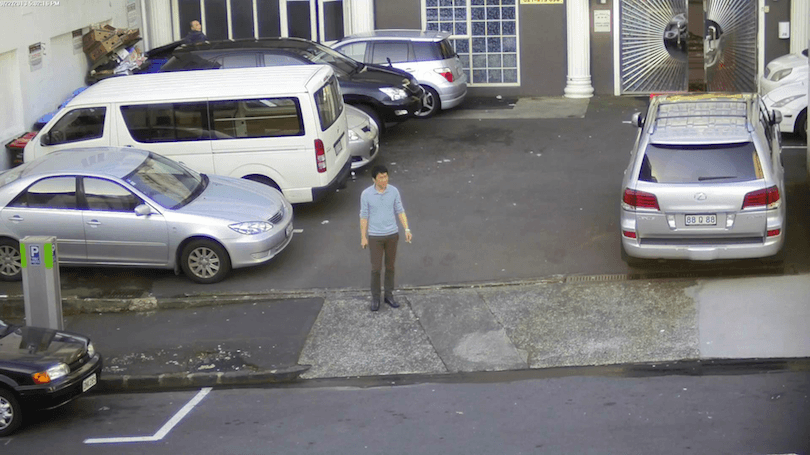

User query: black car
[0,319,102,436]
[160,37,425,131]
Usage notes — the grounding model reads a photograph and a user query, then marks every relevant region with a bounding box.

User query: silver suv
[332,30,467,118]
[620,93,786,265]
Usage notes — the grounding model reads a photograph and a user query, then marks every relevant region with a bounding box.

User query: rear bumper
[311,157,352,201]
[621,234,784,260]
[17,354,103,410]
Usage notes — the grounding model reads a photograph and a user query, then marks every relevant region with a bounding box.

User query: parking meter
[20,236,63,330]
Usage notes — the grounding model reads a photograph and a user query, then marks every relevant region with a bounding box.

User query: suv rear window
[639,142,763,184]
[413,40,456,61]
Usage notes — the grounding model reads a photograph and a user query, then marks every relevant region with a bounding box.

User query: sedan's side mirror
[631,112,645,128]
[770,109,783,126]
[134,204,153,216]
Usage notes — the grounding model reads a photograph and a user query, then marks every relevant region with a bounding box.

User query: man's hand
[361,237,368,249]
[405,230,412,243]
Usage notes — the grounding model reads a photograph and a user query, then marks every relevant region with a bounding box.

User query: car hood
[0,326,89,366]
[762,79,807,104]
[349,64,421,92]
[178,175,286,222]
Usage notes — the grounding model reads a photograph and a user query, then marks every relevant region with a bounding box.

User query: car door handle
[404,68,415,73]
[8,215,23,222]
[86,220,102,226]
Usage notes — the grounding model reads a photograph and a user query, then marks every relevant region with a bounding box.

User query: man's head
[371,165,389,191]
[190,20,202,31]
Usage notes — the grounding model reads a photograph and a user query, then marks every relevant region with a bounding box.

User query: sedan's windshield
[294,44,360,76]
[123,153,206,209]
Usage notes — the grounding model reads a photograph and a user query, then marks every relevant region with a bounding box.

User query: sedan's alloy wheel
[0,241,21,281]
[0,389,22,436]
[188,246,221,279]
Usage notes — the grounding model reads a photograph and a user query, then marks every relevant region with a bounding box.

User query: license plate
[685,214,717,226]
[82,373,97,392]
[285,223,293,238]
[334,139,343,156]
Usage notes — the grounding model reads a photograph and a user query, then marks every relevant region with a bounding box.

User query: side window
[46,107,106,145]
[413,42,442,61]
[262,53,307,66]
[221,53,260,68]
[371,42,411,64]
[335,42,367,62]
[121,102,209,143]
[315,76,343,131]
[209,98,304,138]
[9,177,77,209]
[83,178,142,212]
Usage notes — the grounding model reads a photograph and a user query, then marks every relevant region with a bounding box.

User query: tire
[354,104,384,134]
[796,109,806,141]
[0,238,22,282]
[415,86,441,119]
[0,388,22,437]
[180,239,232,284]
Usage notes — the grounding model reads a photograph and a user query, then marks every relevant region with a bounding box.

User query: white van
[24,65,351,203]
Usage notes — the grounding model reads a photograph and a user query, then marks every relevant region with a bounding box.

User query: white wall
[0,0,131,157]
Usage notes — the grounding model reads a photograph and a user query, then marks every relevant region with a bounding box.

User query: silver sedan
[346,104,380,169]
[0,147,293,284]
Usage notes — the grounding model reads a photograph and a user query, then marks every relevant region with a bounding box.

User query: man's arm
[360,217,369,249]
[398,212,412,243]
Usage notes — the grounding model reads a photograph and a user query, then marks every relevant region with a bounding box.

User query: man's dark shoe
[384,296,400,308]
[371,297,380,311]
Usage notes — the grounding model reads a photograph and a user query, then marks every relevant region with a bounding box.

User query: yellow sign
[521,0,563,4]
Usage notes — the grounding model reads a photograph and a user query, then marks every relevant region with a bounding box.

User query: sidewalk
[28,271,809,391]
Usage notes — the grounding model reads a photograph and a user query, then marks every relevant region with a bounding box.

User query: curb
[97,364,311,392]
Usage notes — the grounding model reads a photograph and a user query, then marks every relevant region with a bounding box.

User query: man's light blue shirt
[360,184,404,236]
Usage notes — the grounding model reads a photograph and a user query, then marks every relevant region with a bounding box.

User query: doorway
[618,0,758,94]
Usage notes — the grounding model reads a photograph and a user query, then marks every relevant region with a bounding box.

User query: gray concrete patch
[479,280,700,368]
[407,289,527,372]
[298,293,446,379]
[694,275,810,358]
[438,97,590,120]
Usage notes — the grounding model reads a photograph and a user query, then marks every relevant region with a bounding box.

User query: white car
[761,78,807,138]
[760,49,808,95]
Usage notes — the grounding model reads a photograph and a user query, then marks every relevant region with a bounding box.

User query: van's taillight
[435,68,454,83]
[742,186,780,209]
[623,188,659,210]
[315,139,326,173]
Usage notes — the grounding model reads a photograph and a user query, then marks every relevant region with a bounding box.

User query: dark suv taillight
[742,185,780,209]
[623,188,659,210]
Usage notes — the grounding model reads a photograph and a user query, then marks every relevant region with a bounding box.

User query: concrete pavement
[3,271,807,391]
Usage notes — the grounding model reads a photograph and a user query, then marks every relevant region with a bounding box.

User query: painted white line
[84,387,212,445]
[293,228,304,234]
[781,145,806,149]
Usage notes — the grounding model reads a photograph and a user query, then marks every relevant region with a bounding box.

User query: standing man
[183,20,207,44]
[360,165,412,311]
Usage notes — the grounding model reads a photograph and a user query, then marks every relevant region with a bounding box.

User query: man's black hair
[371,165,388,179]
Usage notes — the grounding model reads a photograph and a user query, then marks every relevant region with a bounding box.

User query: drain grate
[565,274,631,283]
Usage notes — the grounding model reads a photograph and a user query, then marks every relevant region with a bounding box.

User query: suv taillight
[742,185,780,209]
[623,188,659,210]
[435,68,454,83]
[315,139,326,173]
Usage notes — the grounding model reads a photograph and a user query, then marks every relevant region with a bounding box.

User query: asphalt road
[5,369,809,454]
[0,96,807,298]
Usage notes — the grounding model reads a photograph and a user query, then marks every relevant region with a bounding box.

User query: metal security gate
[619,0,757,94]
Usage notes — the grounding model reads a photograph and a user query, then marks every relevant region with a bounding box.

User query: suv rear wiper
[698,175,737,181]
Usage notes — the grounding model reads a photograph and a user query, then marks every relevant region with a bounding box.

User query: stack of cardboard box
[83,25,141,64]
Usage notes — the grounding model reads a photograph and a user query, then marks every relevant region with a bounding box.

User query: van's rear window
[639,142,763,184]
[315,76,343,131]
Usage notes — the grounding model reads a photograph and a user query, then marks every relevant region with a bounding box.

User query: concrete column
[563,0,594,98]
[790,0,809,55]
[347,0,375,35]
[145,0,174,50]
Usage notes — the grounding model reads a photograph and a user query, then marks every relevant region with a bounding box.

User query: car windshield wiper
[698,175,737,181]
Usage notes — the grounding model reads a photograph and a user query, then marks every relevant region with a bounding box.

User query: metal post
[20,236,63,330]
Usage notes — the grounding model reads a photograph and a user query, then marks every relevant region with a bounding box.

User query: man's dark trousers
[369,233,399,300]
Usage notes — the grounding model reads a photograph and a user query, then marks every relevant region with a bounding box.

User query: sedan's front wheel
[180,239,232,284]
[0,388,22,437]
[0,238,22,282]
